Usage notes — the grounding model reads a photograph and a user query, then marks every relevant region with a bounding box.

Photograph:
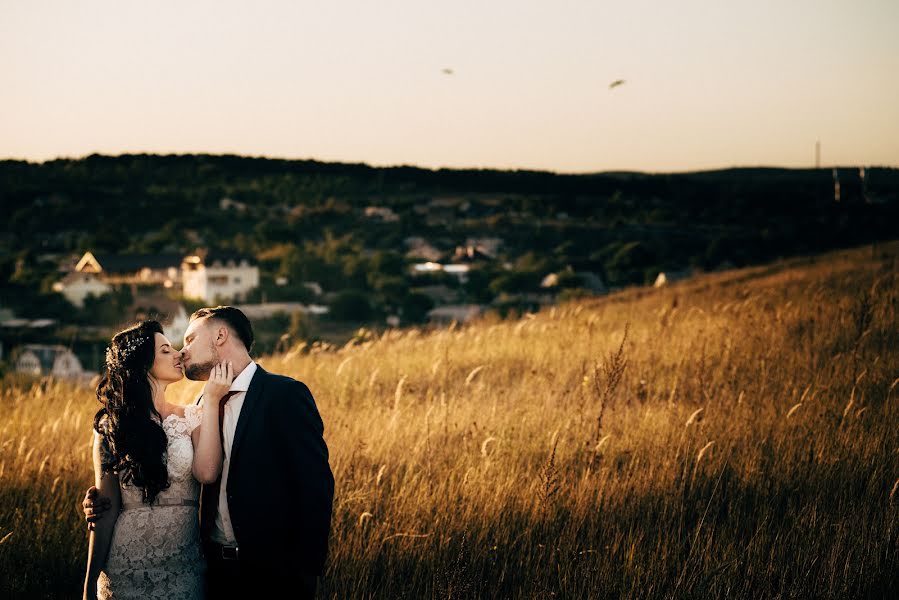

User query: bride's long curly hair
[93,320,170,504]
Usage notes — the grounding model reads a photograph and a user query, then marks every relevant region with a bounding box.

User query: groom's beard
[185,358,216,381]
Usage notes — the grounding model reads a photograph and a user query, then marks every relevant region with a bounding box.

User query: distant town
[2,155,897,381]
[3,239,624,381]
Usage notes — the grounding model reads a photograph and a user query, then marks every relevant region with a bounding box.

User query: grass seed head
[685,407,704,427]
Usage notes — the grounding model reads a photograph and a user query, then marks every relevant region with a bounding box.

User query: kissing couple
[82,306,335,599]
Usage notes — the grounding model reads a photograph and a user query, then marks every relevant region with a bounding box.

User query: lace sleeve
[183,404,203,433]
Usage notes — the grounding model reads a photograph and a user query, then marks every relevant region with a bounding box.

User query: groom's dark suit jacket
[199,366,335,575]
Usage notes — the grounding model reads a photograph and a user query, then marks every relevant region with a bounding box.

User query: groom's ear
[213,325,230,347]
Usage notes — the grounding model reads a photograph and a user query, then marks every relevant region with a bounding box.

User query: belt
[206,540,240,561]
[122,498,199,511]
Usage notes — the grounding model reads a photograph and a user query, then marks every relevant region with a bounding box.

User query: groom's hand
[82,486,111,531]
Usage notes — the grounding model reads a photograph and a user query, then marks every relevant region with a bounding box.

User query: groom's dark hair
[191,305,254,352]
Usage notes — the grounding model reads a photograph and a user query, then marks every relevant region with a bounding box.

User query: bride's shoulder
[182,403,202,416]
[165,404,188,419]
[182,403,203,431]
[160,404,202,435]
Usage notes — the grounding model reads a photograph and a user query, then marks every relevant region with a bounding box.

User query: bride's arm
[190,401,224,484]
[190,361,233,484]
[83,432,121,600]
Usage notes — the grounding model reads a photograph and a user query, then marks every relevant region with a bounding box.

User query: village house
[235,302,329,320]
[54,251,183,307]
[219,197,249,212]
[426,304,483,325]
[452,245,493,263]
[364,206,400,222]
[56,250,261,306]
[410,261,472,284]
[181,251,260,303]
[128,295,190,345]
[53,271,111,308]
[164,305,190,346]
[464,237,503,258]
[15,344,85,379]
[404,237,443,262]
[442,264,472,283]
[541,269,607,295]
[74,251,184,286]
[653,268,694,288]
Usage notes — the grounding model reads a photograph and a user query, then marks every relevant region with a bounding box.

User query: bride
[83,320,233,600]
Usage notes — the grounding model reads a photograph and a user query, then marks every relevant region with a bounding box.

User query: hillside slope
[1,241,896,598]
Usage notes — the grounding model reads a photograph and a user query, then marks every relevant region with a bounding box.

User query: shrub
[328,290,373,321]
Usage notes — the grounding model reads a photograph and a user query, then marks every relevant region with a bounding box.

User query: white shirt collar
[229,361,258,393]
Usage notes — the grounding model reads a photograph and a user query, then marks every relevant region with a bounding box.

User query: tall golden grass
[2,242,897,598]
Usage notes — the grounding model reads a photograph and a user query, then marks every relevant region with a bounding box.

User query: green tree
[367,250,406,279]
[602,241,656,285]
[371,276,408,309]
[329,290,373,321]
[401,292,434,324]
[463,267,495,304]
[289,310,310,337]
[555,268,584,289]
[489,270,538,295]
[79,287,134,326]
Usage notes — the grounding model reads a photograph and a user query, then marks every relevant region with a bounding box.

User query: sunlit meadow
[2,242,897,598]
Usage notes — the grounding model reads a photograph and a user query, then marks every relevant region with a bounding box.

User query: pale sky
[1,0,897,173]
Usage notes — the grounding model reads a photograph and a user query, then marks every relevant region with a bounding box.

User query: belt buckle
[221,545,239,560]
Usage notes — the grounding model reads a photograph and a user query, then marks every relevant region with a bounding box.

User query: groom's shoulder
[258,367,314,399]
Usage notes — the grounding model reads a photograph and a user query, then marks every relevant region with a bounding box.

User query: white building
[219,197,248,212]
[54,251,184,306]
[55,250,261,306]
[364,206,400,222]
[464,237,503,258]
[235,302,329,320]
[182,252,260,303]
[73,251,183,286]
[405,237,444,262]
[426,304,483,325]
[15,344,85,379]
[53,271,112,308]
[540,273,560,288]
[411,262,471,283]
[157,303,189,346]
[653,269,693,288]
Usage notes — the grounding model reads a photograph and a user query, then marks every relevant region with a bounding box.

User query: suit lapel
[227,366,265,487]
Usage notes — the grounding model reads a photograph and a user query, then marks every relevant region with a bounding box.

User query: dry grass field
[2,242,897,598]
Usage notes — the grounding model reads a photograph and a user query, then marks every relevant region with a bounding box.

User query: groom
[83,306,334,599]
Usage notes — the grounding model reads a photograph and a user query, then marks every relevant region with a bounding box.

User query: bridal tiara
[105,335,151,369]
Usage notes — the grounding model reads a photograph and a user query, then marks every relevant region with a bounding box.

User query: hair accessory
[105,335,151,369]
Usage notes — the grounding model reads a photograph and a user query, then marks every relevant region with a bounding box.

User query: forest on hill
[1,154,897,332]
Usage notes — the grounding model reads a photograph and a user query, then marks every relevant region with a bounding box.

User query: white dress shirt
[204,360,258,546]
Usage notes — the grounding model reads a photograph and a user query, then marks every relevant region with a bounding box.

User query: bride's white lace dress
[97,405,205,600]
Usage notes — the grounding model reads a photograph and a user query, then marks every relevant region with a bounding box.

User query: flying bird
[441,68,455,75]
[608,79,626,90]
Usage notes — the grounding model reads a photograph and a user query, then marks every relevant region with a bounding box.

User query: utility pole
[860,167,868,204]
[815,140,820,169]
[832,168,840,203]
